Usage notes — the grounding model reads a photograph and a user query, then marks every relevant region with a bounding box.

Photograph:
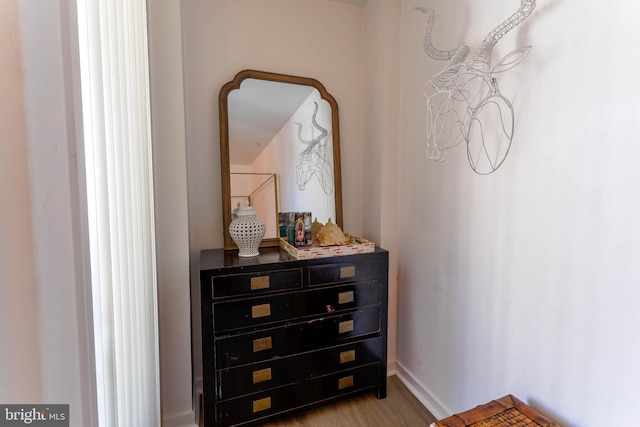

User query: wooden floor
[201,375,437,427]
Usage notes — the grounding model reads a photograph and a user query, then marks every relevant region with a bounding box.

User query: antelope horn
[415,6,461,61]
[483,0,536,49]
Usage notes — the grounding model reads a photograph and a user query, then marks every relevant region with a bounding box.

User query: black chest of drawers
[199,247,389,426]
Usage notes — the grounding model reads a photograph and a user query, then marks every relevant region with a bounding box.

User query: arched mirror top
[219,69,343,250]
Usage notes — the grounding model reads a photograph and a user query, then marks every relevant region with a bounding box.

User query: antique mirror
[220,69,343,250]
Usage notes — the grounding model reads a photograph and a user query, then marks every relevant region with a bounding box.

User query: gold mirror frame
[219,69,343,250]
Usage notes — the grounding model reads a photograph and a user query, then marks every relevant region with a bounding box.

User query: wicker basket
[430,395,560,427]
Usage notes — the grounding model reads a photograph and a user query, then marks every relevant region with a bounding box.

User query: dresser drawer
[217,337,383,400]
[216,363,380,426]
[200,248,389,427]
[213,281,380,332]
[211,268,302,298]
[215,307,381,368]
[308,258,380,286]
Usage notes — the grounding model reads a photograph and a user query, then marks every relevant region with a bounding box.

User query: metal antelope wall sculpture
[417,1,536,174]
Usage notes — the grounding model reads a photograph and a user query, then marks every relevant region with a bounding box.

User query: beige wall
[0,0,42,404]
[395,0,640,425]
[15,1,640,426]
[2,1,96,426]
[147,0,193,425]
[361,0,402,376]
[180,0,367,394]
[6,1,194,426]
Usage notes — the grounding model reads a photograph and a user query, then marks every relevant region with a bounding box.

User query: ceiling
[329,0,369,6]
[228,79,316,166]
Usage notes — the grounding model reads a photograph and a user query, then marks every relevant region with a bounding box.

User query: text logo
[0,405,68,427]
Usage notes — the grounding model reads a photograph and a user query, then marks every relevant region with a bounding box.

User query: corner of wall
[395,362,450,420]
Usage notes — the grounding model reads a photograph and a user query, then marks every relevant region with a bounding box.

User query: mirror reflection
[220,70,343,249]
[230,172,278,238]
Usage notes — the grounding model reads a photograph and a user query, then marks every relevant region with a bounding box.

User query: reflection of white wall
[251,90,336,224]
[229,173,278,238]
[249,179,277,237]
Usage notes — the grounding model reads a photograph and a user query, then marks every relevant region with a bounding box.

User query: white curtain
[76,0,161,425]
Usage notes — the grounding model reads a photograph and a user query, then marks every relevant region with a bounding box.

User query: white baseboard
[387,359,397,376]
[193,377,203,425]
[162,409,197,427]
[194,377,203,396]
[395,361,450,420]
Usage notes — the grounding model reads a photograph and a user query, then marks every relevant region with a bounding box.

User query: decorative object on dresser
[430,394,560,427]
[228,205,266,257]
[199,247,389,426]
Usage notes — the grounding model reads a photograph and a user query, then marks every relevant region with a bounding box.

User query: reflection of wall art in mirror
[294,101,333,195]
[219,70,343,250]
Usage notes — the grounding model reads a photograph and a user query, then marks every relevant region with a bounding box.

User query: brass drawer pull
[340,350,356,364]
[338,375,354,390]
[339,320,354,334]
[251,303,271,319]
[253,337,272,352]
[338,291,354,304]
[340,266,356,279]
[252,368,272,384]
[251,276,270,290]
[253,397,271,413]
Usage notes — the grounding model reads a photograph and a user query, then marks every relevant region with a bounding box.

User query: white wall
[0,0,42,405]
[2,1,195,426]
[180,0,365,389]
[147,0,194,425]
[394,0,640,425]
[1,1,97,426]
[361,0,402,375]
[13,1,636,426]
